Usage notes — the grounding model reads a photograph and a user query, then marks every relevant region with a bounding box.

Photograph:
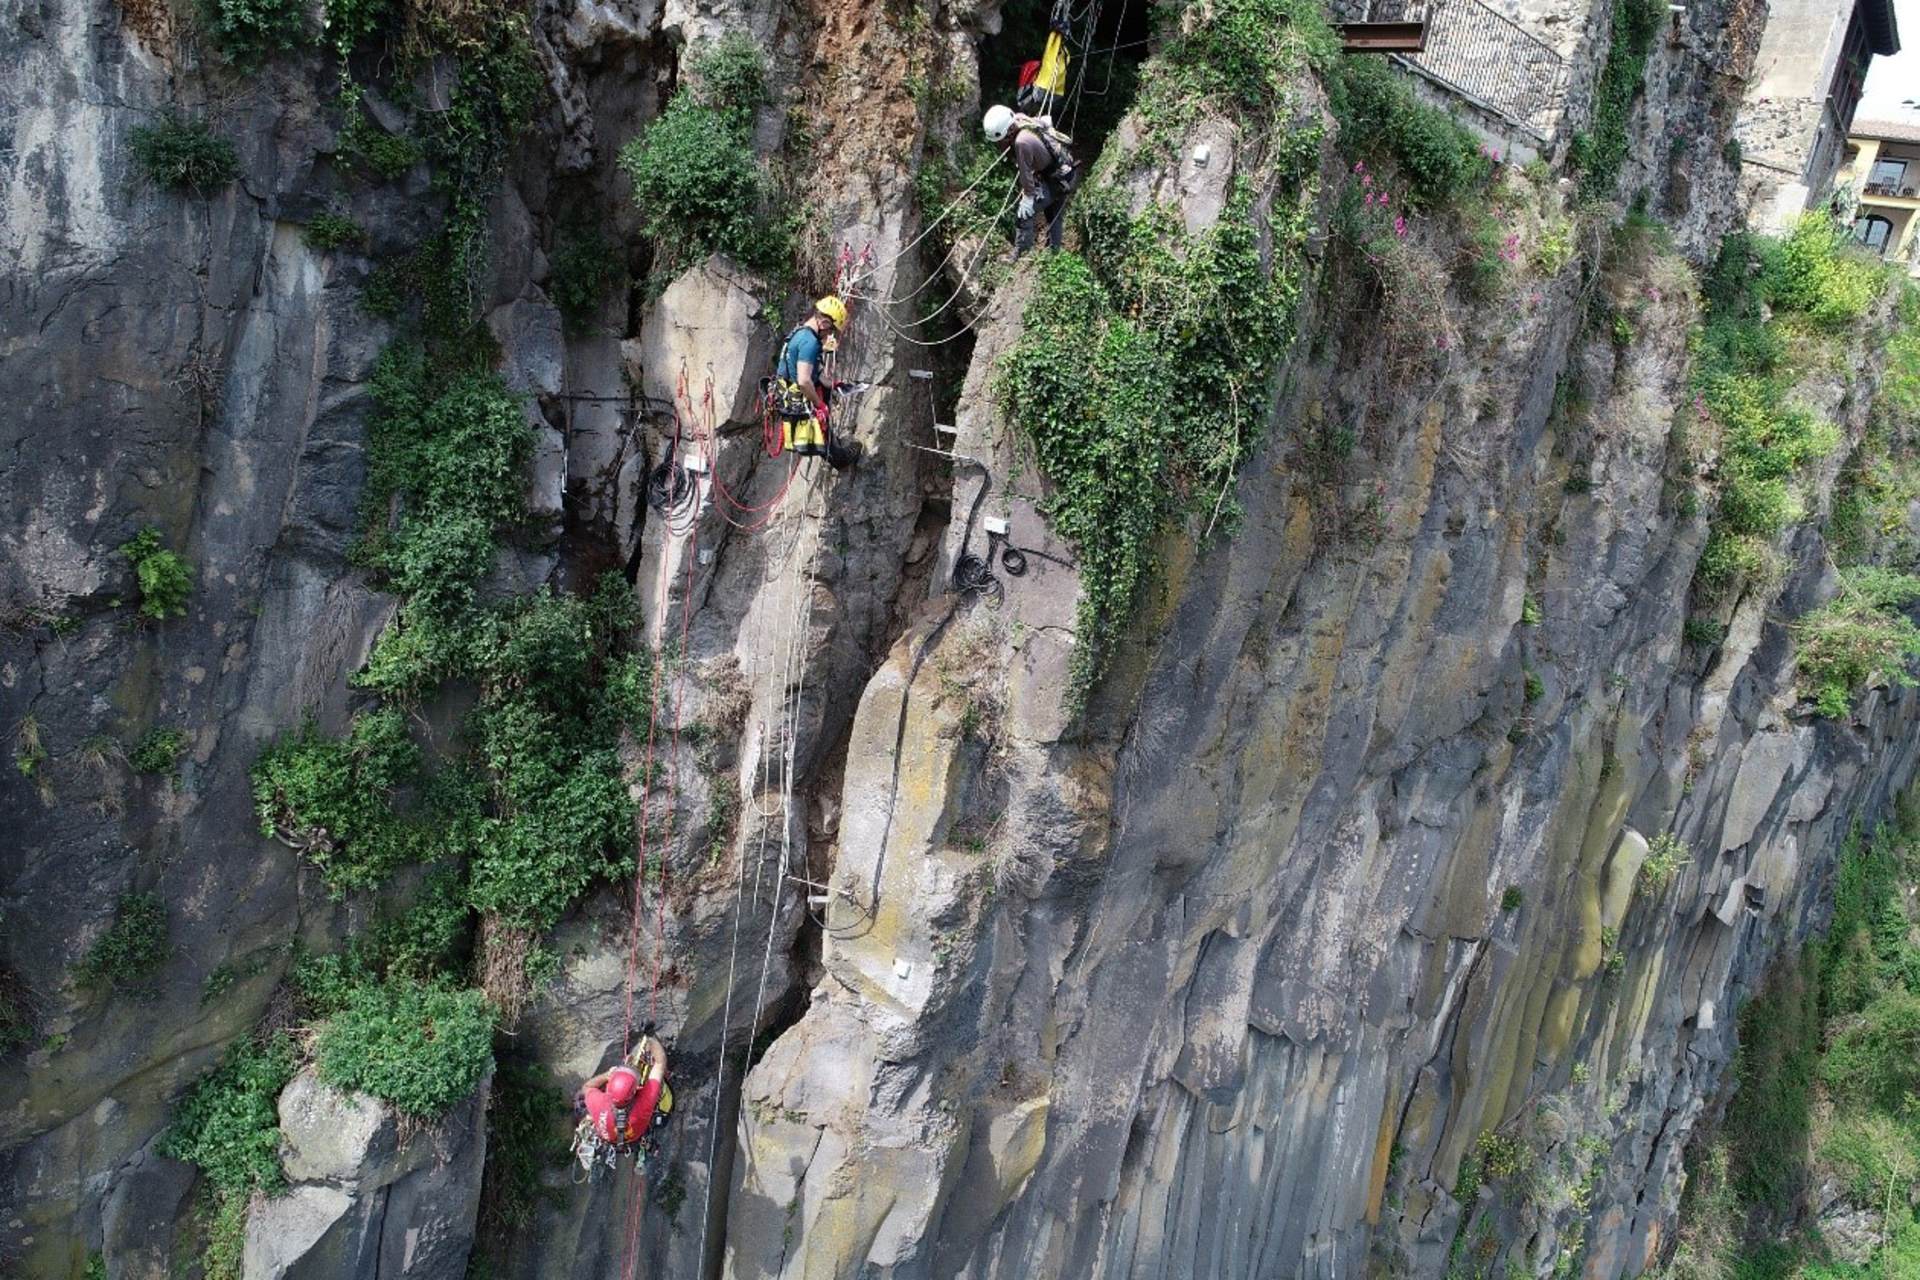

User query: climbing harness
[570,1081,675,1185]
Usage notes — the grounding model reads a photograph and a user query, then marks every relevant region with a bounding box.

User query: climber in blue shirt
[772,296,861,470]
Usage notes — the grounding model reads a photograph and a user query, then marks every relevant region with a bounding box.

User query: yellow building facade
[1839,121,1920,275]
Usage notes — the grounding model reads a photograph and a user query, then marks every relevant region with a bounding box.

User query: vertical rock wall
[5,0,1918,1277]
[721,69,1920,1280]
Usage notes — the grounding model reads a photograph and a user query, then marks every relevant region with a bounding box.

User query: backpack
[1014,113,1075,176]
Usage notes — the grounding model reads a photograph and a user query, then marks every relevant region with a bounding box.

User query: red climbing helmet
[606,1067,639,1106]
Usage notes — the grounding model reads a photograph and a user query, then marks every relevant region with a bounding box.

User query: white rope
[741,508,822,1126]
[842,152,1010,295]
[848,174,1022,310]
[692,496,788,1280]
[877,180,1023,334]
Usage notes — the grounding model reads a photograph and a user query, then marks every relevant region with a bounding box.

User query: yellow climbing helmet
[815,295,848,328]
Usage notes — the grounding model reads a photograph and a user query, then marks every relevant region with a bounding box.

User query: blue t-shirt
[777,325,823,385]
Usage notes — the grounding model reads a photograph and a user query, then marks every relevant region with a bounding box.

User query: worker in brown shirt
[983,104,1079,257]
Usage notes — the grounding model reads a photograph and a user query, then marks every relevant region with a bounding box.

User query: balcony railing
[1360,0,1568,140]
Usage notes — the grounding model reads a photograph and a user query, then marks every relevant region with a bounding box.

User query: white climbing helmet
[983,104,1015,143]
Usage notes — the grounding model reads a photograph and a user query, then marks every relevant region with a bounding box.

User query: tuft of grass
[1639,832,1691,894]
[304,211,366,251]
[1793,567,1920,718]
[131,118,240,190]
[1682,617,1724,647]
[75,891,170,993]
[130,726,189,775]
[13,714,48,791]
[1500,886,1524,912]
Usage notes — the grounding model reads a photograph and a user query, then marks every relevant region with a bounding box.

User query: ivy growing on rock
[995,2,1334,708]
[1000,180,1308,704]
[1569,0,1665,200]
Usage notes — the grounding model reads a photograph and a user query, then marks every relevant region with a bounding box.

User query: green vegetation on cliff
[257,580,644,921]
[129,119,239,191]
[1328,56,1486,208]
[618,33,792,282]
[118,527,193,621]
[1000,182,1306,702]
[74,892,169,993]
[315,978,495,1116]
[998,0,1331,704]
[1793,567,1920,718]
[1660,806,1920,1279]
[1692,218,1896,599]
[1569,0,1664,199]
[161,1036,298,1280]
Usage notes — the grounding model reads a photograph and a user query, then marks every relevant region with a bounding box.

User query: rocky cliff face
[3,0,1916,1278]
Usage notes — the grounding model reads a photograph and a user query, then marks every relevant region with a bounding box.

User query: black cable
[954,553,999,595]
[646,458,694,513]
[1009,543,1076,570]
[999,546,1028,577]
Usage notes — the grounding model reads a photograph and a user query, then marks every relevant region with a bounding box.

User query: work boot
[830,440,863,471]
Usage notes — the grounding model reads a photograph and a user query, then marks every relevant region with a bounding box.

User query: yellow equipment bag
[1036,30,1069,97]
[782,411,829,457]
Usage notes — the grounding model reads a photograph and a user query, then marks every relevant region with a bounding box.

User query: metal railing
[1362,0,1568,141]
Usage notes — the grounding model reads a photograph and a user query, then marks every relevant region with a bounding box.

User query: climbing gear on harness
[983,103,1015,142]
[572,1116,623,1182]
[1013,113,1076,167]
[814,295,848,328]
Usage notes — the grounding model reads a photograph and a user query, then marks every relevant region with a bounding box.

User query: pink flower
[1362,174,1373,190]
[1394,215,1408,237]
[1354,160,1366,173]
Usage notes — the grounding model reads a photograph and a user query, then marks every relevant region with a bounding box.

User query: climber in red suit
[580,1030,669,1146]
